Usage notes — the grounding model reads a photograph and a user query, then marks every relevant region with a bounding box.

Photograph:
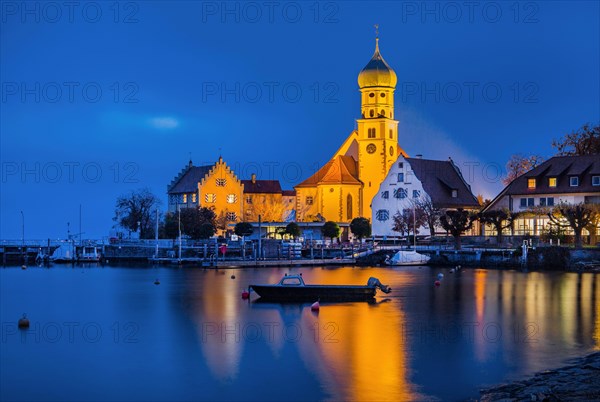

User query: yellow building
[295,37,407,222]
[167,157,244,224]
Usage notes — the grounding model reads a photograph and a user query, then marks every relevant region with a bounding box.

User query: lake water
[1,265,598,401]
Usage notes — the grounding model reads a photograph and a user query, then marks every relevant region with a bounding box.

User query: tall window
[389,129,393,139]
[570,177,579,186]
[192,193,197,203]
[376,210,389,221]
[245,195,253,204]
[593,176,600,186]
[227,194,237,204]
[413,190,420,199]
[451,190,458,198]
[226,212,237,221]
[549,177,557,187]
[397,173,404,183]
[394,188,407,199]
[540,198,546,206]
[306,196,314,205]
[368,128,376,138]
[216,178,227,187]
[520,198,527,208]
[527,178,536,189]
[527,198,534,207]
[205,193,216,203]
[547,197,554,206]
[183,194,187,203]
[346,194,353,220]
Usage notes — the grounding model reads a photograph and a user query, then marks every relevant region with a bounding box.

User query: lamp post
[20,211,25,260]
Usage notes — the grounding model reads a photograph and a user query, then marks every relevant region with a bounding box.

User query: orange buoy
[434,280,441,287]
[241,290,250,299]
[18,314,29,329]
[311,301,320,311]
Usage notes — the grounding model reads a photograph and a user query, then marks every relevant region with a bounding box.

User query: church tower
[356,36,401,218]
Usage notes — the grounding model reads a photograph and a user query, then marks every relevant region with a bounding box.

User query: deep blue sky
[1,1,599,240]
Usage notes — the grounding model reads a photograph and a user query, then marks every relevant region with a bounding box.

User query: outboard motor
[367,277,392,294]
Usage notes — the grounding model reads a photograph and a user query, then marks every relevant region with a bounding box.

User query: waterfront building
[295,37,407,222]
[371,155,480,237]
[167,158,293,225]
[482,155,600,238]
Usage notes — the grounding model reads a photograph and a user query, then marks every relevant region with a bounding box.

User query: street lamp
[20,210,25,258]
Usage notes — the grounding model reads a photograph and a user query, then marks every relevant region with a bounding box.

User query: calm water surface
[1,265,599,401]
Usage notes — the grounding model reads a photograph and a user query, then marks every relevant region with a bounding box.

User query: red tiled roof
[242,180,282,194]
[295,155,361,187]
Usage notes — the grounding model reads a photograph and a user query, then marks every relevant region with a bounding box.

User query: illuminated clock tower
[356,36,400,218]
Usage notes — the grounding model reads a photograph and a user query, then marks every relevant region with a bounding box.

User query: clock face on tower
[366,143,376,154]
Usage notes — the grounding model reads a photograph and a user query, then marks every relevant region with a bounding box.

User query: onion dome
[357,38,397,89]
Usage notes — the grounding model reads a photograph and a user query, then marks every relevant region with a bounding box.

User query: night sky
[1,1,599,239]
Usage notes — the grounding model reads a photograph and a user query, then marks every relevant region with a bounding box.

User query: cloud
[148,117,179,130]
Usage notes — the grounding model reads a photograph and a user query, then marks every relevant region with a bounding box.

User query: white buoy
[437,273,444,280]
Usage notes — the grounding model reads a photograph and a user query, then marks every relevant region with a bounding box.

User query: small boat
[385,250,430,266]
[249,274,391,302]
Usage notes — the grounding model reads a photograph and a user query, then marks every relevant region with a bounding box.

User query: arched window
[346,194,353,220]
[381,109,385,116]
[370,109,374,117]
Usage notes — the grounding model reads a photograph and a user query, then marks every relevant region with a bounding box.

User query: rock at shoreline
[480,352,600,401]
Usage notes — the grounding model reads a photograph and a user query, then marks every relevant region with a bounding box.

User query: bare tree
[440,208,477,250]
[552,122,600,156]
[479,209,520,244]
[412,195,442,236]
[245,194,288,222]
[503,154,545,185]
[113,188,161,239]
[547,203,599,248]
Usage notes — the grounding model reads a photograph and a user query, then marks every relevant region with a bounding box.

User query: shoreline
[480,351,600,401]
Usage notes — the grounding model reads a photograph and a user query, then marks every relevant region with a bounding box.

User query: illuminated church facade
[295,38,407,223]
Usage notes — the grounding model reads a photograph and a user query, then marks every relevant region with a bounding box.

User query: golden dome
[357,38,397,89]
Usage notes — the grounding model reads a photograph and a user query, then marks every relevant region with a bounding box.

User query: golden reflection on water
[295,269,416,401]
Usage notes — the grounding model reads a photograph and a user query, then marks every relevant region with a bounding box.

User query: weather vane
[374,24,379,38]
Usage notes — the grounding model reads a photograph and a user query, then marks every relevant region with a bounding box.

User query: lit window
[216,178,227,187]
[413,190,420,198]
[452,190,458,198]
[381,191,389,199]
[306,196,313,205]
[549,177,557,187]
[394,188,407,199]
[528,178,536,189]
[570,177,579,186]
[520,198,527,208]
[226,212,237,221]
[205,193,216,203]
[593,176,600,186]
[227,194,237,204]
[527,198,534,207]
[192,193,197,203]
[547,197,554,206]
[397,173,404,183]
[245,196,253,204]
[183,194,187,203]
[376,210,389,221]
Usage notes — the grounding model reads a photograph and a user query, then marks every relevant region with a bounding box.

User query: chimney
[415,154,423,159]
[251,173,256,184]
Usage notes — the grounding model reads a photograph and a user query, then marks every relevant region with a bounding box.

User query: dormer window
[549,177,557,187]
[570,177,579,187]
[593,176,600,186]
[451,190,458,198]
[527,178,536,189]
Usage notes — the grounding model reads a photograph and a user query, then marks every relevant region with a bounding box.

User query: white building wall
[371,155,431,237]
